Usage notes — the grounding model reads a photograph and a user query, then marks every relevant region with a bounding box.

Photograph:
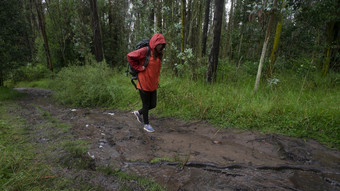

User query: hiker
[127,33,166,133]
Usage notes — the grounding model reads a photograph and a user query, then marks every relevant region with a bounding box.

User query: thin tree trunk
[149,0,155,33]
[322,21,336,76]
[187,0,200,49]
[226,0,234,60]
[196,0,204,58]
[0,69,3,87]
[181,0,186,54]
[24,0,34,61]
[35,0,53,71]
[108,0,115,67]
[156,0,162,32]
[202,0,211,56]
[254,0,278,92]
[206,0,225,83]
[45,0,67,67]
[268,0,285,76]
[89,0,104,62]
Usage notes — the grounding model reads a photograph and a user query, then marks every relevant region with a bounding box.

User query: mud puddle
[11,88,340,190]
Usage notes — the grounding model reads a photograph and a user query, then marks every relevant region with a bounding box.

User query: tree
[206,0,225,83]
[89,0,104,62]
[149,0,155,33]
[254,0,278,92]
[202,0,211,56]
[267,0,286,76]
[155,0,163,32]
[226,0,235,60]
[35,0,53,71]
[181,0,186,54]
[0,0,31,86]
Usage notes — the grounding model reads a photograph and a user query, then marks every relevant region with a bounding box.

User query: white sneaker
[133,111,143,123]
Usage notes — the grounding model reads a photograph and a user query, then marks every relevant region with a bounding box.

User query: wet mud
[11,88,340,191]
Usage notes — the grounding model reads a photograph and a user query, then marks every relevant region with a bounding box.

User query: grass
[0,85,167,191]
[7,78,53,89]
[97,167,166,191]
[113,69,340,149]
[0,87,23,101]
[9,62,340,150]
[0,92,100,190]
[154,72,340,149]
[150,157,175,164]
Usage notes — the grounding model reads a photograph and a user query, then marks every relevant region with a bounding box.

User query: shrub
[52,62,123,107]
[10,63,52,83]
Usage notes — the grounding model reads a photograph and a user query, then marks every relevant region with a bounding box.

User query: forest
[1,0,340,143]
[1,0,340,145]
[1,0,340,190]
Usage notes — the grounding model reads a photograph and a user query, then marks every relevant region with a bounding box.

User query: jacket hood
[149,33,166,50]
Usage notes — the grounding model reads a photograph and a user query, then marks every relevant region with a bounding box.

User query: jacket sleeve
[126,47,148,71]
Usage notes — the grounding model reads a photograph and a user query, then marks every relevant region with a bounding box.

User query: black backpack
[127,39,151,89]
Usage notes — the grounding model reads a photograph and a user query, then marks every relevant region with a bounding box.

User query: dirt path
[11,88,340,191]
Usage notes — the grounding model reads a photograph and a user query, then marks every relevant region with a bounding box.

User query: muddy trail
[9,88,340,191]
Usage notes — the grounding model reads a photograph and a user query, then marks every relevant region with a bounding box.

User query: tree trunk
[35,0,53,71]
[206,0,225,83]
[254,0,278,92]
[202,0,211,56]
[226,0,234,60]
[24,0,34,62]
[45,0,67,67]
[268,0,285,76]
[108,0,115,67]
[156,0,162,32]
[149,0,155,33]
[181,0,186,54]
[0,69,3,87]
[322,21,339,75]
[89,0,104,62]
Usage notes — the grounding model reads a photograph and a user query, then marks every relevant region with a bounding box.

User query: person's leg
[138,90,152,124]
[149,90,157,110]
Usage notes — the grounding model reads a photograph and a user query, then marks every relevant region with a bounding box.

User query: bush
[52,62,123,107]
[10,63,52,83]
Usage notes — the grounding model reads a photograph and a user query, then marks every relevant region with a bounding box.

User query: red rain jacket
[127,33,166,92]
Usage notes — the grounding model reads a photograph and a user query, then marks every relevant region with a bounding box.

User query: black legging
[138,90,157,124]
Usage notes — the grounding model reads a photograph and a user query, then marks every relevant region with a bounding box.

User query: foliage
[97,167,166,191]
[10,63,52,83]
[51,62,123,107]
[0,0,32,86]
[2,0,340,151]
[0,87,23,101]
[157,71,340,148]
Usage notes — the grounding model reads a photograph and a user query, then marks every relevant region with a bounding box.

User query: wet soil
[9,88,340,191]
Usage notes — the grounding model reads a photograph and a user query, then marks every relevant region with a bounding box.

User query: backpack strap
[143,46,151,67]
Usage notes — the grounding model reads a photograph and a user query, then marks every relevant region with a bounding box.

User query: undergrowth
[15,61,340,149]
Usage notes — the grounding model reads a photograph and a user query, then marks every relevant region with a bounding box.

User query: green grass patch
[150,157,174,164]
[0,102,100,190]
[14,78,53,89]
[0,87,23,101]
[97,167,166,191]
[51,62,124,107]
[154,72,340,149]
[0,106,79,190]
